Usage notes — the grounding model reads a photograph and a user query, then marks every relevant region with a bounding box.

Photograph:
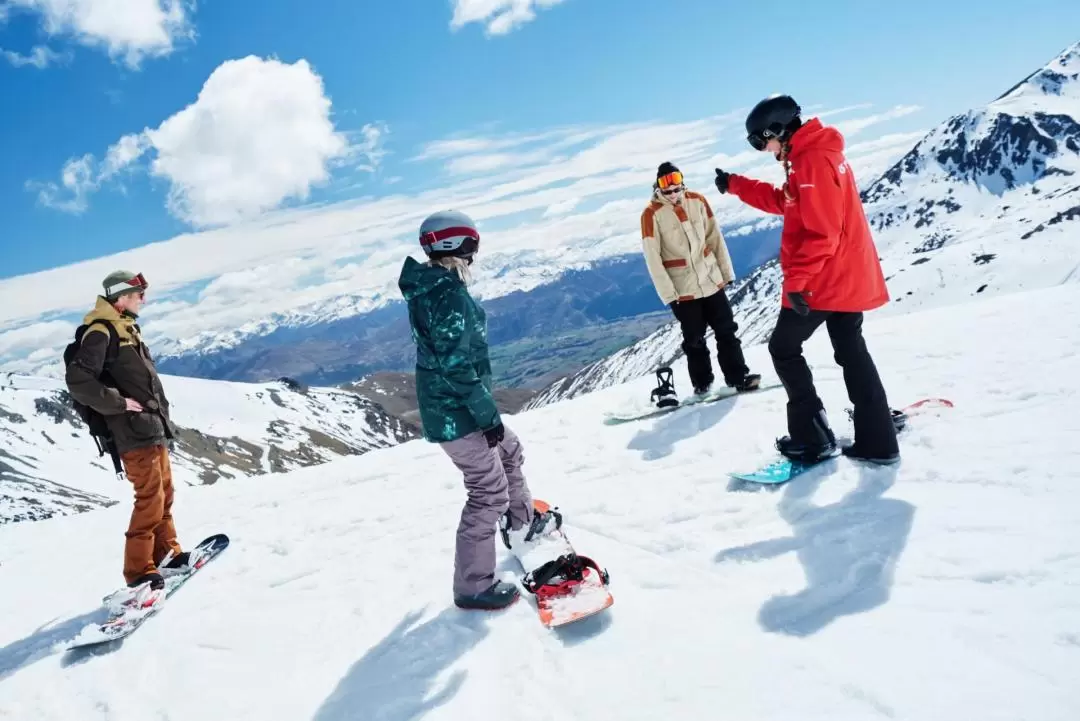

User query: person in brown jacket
[65,270,189,591]
[640,162,760,396]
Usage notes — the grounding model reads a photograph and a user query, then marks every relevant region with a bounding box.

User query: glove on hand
[787,291,810,316]
[714,168,730,194]
[483,422,505,448]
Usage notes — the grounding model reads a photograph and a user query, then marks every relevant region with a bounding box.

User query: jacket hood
[83,296,138,341]
[84,296,121,324]
[788,118,845,158]
[84,296,138,325]
[398,256,462,301]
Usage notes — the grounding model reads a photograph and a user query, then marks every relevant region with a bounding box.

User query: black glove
[714,168,730,194]
[787,291,810,316]
[483,422,504,448]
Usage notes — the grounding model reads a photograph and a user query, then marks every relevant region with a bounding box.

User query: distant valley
[156,226,780,389]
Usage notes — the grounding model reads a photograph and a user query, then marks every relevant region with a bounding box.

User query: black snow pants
[767,307,898,455]
[671,290,749,392]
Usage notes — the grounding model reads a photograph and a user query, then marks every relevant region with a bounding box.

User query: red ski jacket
[727,118,889,313]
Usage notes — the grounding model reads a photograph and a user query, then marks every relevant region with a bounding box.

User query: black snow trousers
[671,290,749,392]
[767,307,898,455]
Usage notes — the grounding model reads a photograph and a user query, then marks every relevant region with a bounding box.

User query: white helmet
[418,210,480,261]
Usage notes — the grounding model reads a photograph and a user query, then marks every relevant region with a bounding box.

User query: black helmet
[745,94,802,150]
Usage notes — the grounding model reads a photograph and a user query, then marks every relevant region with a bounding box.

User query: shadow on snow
[716,462,915,637]
[0,607,111,681]
[312,606,489,721]
[627,396,740,461]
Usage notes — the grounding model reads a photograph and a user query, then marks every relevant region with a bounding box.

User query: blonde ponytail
[430,256,473,285]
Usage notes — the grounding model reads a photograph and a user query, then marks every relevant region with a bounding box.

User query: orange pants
[121,444,182,583]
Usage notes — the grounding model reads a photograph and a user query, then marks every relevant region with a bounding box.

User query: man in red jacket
[713,95,899,464]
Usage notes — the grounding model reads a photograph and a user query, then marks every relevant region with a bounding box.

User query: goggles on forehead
[656,171,683,190]
[105,272,149,298]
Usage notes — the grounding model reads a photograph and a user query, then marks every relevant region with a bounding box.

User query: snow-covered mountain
[1,280,1078,720]
[0,373,415,525]
[0,112,920,386]
[525,42,1080,410]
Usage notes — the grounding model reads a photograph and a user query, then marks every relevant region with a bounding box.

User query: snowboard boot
[692,380,713,396]
[159,551,192,578]
[454,579,520,611]
[107,572,166,616]
[650,367,679,408]
[841,443,900,465]
[731,373,762,392]
[127,571,165,590]
[776,409,838,463]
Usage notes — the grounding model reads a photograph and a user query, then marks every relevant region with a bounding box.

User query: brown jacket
[640,188,736,305]
[65,297,175,455]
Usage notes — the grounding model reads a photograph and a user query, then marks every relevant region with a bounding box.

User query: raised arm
[727,174,787,216]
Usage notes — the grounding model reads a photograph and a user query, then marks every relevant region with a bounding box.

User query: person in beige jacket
[640,162,759,395]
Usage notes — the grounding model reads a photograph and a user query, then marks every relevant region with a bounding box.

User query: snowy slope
[1,282,1078,720]
[0,373,415,526]
[525,42,1080,410]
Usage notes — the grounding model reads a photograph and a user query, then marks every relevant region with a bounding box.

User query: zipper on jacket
[681,204,705,297]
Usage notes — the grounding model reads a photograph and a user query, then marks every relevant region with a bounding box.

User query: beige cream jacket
[640,189,736,305]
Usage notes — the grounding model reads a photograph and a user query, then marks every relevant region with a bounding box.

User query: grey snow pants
[440,424,534,597]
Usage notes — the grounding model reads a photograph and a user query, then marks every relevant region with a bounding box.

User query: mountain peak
[992,42,1080,112]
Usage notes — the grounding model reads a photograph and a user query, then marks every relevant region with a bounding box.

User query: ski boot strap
[522,553,609,599]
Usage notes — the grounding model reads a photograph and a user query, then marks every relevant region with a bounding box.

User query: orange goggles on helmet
[656,171,683,190]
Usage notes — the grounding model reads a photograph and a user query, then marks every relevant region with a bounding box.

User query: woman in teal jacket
[398,210,556,610]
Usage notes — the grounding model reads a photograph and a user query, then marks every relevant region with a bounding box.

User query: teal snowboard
[604,382,784,425]
[729,397,954,485]
[729,452,840,485]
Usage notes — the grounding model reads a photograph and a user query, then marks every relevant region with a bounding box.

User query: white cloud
[32,56,369,227]
[450,0,567,35]
[1,44,71,68]
[29,132,151,212]
[835,104,922,136]
[0,320,75,358]
[145,56,352,226]
[1,102,925,375]
[412,127,578,161]
[5,0,194,68]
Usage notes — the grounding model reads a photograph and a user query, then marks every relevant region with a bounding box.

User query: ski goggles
[656,171,684,190]
[105,272,149,298]
[747,128,780,151]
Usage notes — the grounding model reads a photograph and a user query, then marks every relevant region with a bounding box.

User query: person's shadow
[0,608,111,680]
[312,606,490,721]
[628,396,739,461]
[715,463,915,637]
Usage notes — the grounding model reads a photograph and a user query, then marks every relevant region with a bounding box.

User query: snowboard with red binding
[505,500,613,628]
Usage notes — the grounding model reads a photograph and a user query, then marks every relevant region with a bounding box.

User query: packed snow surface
[2,283,1079,720]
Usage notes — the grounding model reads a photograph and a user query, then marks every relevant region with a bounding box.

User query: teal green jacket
[398,256,500,443]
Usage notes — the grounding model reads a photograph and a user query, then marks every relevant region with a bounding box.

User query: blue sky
[1,0,1078,281]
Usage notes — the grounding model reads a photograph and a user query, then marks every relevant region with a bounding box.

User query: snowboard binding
[845,407,908,433]
[499,500,563,551]
[650,367,679,409]
[521,553,610,601]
